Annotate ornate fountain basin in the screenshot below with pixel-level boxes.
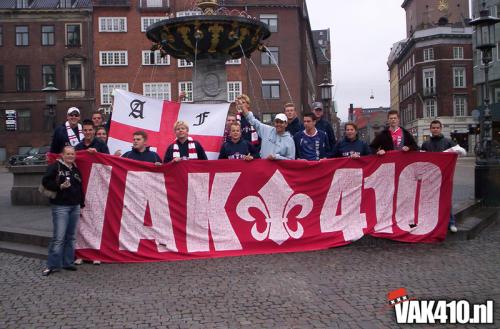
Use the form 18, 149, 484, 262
146, 15, 271, 62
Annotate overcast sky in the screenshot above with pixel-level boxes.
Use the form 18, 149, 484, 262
307, 0, 407, 121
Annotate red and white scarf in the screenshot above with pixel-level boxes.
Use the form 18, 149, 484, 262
236, 113, 259, 145
173, 137, 198, 160
65, 121, 83, 147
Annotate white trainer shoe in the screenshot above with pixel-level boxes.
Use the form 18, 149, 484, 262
74, 258, 83, 265
449, 225, 458, 233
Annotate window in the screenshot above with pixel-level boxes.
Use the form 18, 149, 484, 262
16, 66, 30, 91
453, 47, 464, 59
262, 80, 280, 99
16, 109, 31, 132
66, 24, 80, 47
225, 59, 241, 65
141, 17, 166, 32
261, 46, 279, 65
423, 48, 434, 61
68, 64, 82, 90
16, 0, 29, 8
227, 81, 242, 102
0, 26, 3, 46
41, 25, 55, 46
99, 17, 127, 32
495, 88, 500, 103
453, 67, 466, 88
178, 59, 193, 67
99, 51, 128, 66
143, 82, 171, 100
146, 0, 162, 7
16, 26, 29, 46
178, 81, 193, 102
424, 99, 437, 118
42, 65, 56, 87
453, 96, 467, 117
0, 65, 3, 92
423, 69, 435, 95
497, 42, 500, 61
59, 0, 74, 8
100, 83, 128, 104
262, 113, 275, 124
176, 10, 201, 17
142, 50, 170, 65
260, 14, 278, 32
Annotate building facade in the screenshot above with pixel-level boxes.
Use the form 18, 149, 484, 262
388, 0, 476, 152
471, 0, 500, 155
0, 0, 94, 160
352, 107, 391, 144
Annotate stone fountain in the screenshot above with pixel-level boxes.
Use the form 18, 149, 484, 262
146, 0, 271, 103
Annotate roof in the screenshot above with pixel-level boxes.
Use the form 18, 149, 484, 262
0, 0, 91, 9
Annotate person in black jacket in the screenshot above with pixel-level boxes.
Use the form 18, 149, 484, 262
41, 146, 84, 276
75, 119, 109, 154
369, 110, 418, 155
331, 122, 371, 158
164, 121, 208, 162
312, 101, 336, 148
49, 107, 84, 154
421, 120, 461, 233
284, 103, 304, 137
218, 122, 259, 160
122, 131, 162, 164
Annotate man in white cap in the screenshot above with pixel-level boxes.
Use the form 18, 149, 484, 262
49, 107, 84, 154
312, 101, 336, 148
240, 106, 295, 160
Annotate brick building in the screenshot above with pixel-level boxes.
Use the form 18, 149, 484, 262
388, 0, 476, 152
0, 0, 94, 160
94, 0, 331, 123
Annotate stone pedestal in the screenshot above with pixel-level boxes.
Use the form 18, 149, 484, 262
9, 165, 49, 205
193, 56, 227, 103
475, 163, 500, 207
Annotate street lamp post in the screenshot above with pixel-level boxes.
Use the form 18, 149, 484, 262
42, 81, 59, 129
469, 2, 500, 206
318, 77, 333, 122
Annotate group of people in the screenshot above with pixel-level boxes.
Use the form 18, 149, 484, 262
40, 94, 463, 276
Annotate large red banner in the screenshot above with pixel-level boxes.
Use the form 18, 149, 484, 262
74, 151, 457, 263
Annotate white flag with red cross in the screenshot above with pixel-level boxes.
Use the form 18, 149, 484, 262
108, 89, 229, 160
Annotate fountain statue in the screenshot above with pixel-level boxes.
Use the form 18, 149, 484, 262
146, 0, 271, 103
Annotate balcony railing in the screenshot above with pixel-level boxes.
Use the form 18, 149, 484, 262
93, 0, 131, 7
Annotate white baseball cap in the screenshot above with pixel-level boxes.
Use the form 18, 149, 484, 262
67, 107, 80, 115
274, 113, 288, 122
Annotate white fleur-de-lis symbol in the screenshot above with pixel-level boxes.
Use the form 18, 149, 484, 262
236, 170, 313, 245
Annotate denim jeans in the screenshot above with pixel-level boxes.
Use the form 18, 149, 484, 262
47, 205, 80, 269
449, 213, 456, 227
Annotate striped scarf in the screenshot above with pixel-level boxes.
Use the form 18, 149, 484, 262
236, 113, 259, 145
173, 137, 198, 159
65, 121, 83, 147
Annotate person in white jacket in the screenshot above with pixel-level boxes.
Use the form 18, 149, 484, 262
239, 102, 295, 160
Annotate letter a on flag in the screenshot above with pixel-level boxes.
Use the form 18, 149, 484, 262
108, 89, 230, 159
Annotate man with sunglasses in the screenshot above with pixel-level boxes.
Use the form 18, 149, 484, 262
50, 107, 84, 154
312, 102, 336, 148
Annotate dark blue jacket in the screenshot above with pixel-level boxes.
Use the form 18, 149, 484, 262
218, 139, 259, 159
50, 124, 82, 154
163, 140, 207, 162
293, 129, 331, 160
331, 137, 371, 158
286, 117, 304, 137
75, 138, 110, 154
421, 135, 456, 152
315, 118, 336, 148
122, 147, 162, 163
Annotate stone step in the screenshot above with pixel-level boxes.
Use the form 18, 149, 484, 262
0, 226, 51, 247
449, 207, 499, 241
0, 240, 47, 259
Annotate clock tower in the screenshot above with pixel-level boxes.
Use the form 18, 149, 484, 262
402, 0, 470, 37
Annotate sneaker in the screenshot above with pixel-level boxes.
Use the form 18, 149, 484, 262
42, 268, 53, 276
74, 258, 83, 265
93, 260, 101, 265
449, 225, 458, 233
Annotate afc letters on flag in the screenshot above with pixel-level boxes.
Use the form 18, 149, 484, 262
107, 89, 230, 159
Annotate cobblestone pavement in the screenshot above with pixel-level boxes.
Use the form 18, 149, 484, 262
1, 220, 498, 329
